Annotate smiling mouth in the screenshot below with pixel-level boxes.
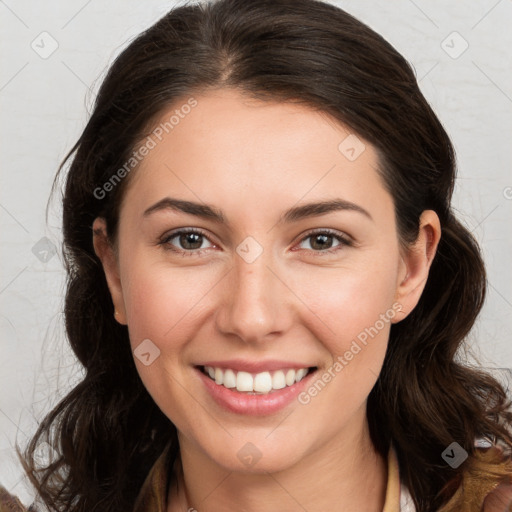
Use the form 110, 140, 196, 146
196, 365, 318, 395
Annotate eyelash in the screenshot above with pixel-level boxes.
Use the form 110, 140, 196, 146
158, 228, 354, 257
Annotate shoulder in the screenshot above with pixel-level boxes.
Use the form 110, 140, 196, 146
468, 445, 512, 512
482, 481, 512, 511
0, 485, 38, 512
0, 485, 30, 512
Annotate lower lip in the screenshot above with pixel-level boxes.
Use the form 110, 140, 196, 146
195, 367, 317, 416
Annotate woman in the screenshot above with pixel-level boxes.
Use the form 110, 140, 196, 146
3, 0, 512, 510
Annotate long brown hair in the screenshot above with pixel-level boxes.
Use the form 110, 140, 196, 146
20, 0, 512, 510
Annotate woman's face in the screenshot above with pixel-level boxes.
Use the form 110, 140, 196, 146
95, 88, 438, 473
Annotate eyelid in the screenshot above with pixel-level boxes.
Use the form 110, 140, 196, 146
291, 228, 354, 255
298, 227, 354, 244
159, 227, 217, 255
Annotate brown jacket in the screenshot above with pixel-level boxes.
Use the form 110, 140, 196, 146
2, 444, 512, 511
0, 443, 408, 512
0, 486, 37, 512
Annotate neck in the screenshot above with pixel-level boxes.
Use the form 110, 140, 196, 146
168, 415, 387, 512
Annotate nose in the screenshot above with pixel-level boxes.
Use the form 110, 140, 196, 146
215, 249, 294, 345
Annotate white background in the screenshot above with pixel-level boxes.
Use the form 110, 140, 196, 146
1, 0, 511, 506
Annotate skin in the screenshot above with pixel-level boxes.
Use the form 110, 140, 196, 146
93, 88, 441, 511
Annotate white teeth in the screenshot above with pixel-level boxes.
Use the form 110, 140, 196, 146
254, 372, 272, 393
272, 370, 286, 390
223, 369, 236, 388
202, 365, 313, 394
295, 368, 307, 382
285, 369, 296, 386
236, 371, 254, 392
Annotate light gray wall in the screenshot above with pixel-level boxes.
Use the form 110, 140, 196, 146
1, 0, 511, 505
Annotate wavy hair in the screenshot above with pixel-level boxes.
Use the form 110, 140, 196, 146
20, 0, 512, 510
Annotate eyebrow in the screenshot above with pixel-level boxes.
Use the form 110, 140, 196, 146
143, 197, 372, 223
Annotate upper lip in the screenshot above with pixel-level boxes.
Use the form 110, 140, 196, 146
195, 359, 317, 373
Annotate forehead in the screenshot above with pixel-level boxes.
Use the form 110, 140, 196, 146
121, 88, 391, 222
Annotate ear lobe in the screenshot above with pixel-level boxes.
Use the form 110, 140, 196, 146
392, 210, 441, 323
92, 217, 127, 325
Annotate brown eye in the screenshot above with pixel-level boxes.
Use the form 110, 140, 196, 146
160, 229, 214, 254
309, 233, 335, 250
178, 232, 204, 250
297, 229, 353, 254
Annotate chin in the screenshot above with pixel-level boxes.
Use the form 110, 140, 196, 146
200, 437, 306, 474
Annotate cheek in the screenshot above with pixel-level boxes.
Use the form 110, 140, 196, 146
118, 257, 220, 427
120, 256, 218, 352
286, 269, 398, 445
295, 259, 399, 346
289, 257, 400, 403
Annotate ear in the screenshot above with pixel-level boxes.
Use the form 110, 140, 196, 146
391, 210, 441, 323
92, 217, 127, 325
